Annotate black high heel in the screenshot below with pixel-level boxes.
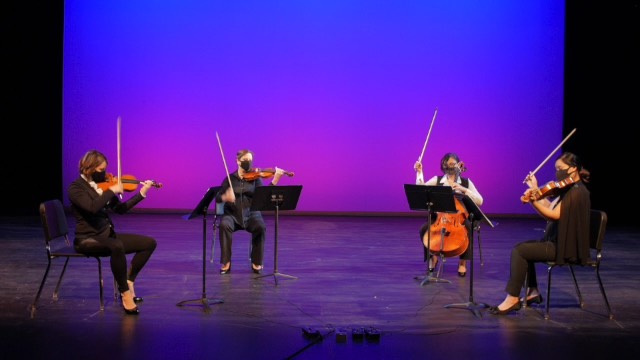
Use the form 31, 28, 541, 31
488, 301, 522, 315
133, 296, 144, 303
525, 294, 543, 306
220, 263, 231, 275
458, 261, 467, 277
251, 264, 262, 274
123, 305, 140, 315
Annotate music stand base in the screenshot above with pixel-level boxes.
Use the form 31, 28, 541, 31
255, 271, 297, 285
176, 297, 224, 313
419, 275, 451, 286
444, 301, 489, 318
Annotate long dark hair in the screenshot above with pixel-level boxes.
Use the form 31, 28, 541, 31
559, 152, 590, 183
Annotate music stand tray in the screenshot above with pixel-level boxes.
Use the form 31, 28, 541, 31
444, 194, 495, 318
250, 185, 302, 285
404, 184, 457, 285
177, 186, 224, 312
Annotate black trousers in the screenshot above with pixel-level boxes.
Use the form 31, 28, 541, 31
219, 212, 266, 266
75, 233, 157, 293
504, 240, 556, 296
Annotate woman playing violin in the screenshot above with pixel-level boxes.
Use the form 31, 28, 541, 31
489, 152, 591, 315
68, 150, 158, 315
216, 149, 288, 275
414, 152, 484, 277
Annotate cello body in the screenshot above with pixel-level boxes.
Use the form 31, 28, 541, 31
423, 196, 469, 258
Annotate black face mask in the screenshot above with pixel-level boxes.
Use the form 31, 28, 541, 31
91, 170, 106, 183
444, 167, 458, 175
240, 160, 252, 172
555, 169, 569, 181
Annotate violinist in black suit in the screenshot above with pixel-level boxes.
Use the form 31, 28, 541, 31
68, 150, 158, 315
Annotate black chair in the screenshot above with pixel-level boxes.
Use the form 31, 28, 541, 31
544, 209, 613, 320
30, 199, 115, 318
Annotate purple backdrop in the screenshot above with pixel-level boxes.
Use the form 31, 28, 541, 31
63, 1, 564, 215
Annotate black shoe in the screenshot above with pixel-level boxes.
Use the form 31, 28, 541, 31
428, 268, 434, 273
458, 263, 467, 277
220, 264, 231, 275
525, 294, 543, 306
488, 301, 522, 315
252, 264, 263, 274
133, 297, 144, 303
123, 305, 139, 315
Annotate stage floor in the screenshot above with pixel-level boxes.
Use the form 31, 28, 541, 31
1, 213, 638, 359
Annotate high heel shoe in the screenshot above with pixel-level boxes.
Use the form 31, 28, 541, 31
220, 263, 231, 275
524, 294, 543, 306
121, 294, 139, 315
428, 257, 438, 273
123, 305, 140, 315
488, 301, 522, 315
457, 261, 467, 277
127, 281, 143, 303
251, 264, 263, 274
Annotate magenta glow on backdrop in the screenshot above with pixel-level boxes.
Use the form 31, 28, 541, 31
63, 1, 564, 215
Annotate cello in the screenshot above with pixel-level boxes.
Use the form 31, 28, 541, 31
423, 162, 470, 258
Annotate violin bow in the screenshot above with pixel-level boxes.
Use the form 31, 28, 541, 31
215, 131, 234, 193
418, 107, 438, 164
116, 116, 123, 199
523, 128, 577, 183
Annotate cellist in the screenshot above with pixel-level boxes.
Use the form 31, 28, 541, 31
414, 152, 484, 277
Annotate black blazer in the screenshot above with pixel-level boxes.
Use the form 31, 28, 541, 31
68, 176, 144, 240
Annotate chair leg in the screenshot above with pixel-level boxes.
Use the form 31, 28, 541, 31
53, 257, 71, 301
30, 258, 53, 318
595, 264, 614, 319
545, 265, 553, 320
569, 265, 584, 308
113, 279, 120, 301
97, 258, 105, 311
210, 223, 217, 263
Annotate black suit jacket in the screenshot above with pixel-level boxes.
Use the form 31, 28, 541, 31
68, 176, 144, 240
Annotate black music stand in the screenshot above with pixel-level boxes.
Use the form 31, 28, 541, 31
177, 186, 224, 312
404, 184, 457, 286
251, 185, 303, 285
444, 195, 494, 318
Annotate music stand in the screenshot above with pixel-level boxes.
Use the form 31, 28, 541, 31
444, 195, 494, 318
177, 186, 224, 312
404, 184, 457, 286
251, 185, 303, 285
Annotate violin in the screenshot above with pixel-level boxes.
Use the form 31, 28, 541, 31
241, 167, 295, 181
521, 173, 579, 203
425, 195, 469, 258
97, 173, 163, 192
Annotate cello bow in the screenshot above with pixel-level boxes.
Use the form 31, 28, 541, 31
417, 107, 438, 164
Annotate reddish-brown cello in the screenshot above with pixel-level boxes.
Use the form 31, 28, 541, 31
423, 161, 470, 258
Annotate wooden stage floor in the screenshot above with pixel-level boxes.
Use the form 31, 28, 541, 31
1, 212, 638, 359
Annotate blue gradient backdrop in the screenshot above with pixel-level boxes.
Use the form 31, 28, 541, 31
62, 1, 565, 215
